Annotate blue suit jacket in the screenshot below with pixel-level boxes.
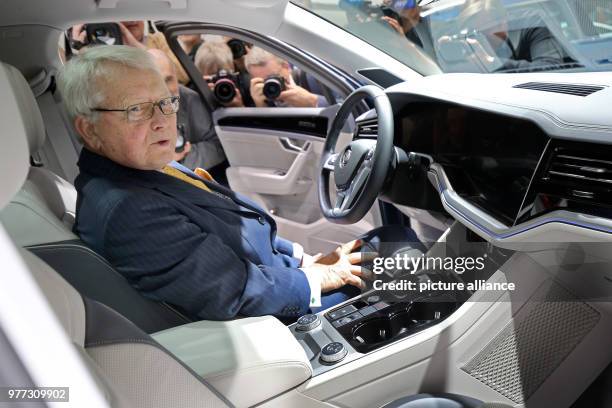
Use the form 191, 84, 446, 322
74, 148, 311, 320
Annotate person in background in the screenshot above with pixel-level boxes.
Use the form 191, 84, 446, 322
245, 47, 329, 108
70, 21, 190, 84
381, 0, 427, 49
148, 48, 227, 182
178, 34, 203, 60
194, 41, 246, 108
449, 0, 570, 72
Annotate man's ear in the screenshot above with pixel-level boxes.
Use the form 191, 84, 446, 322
74, 116, 101, 150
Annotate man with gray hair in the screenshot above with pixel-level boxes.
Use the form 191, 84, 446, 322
245, 47, 329, 108
58, 45, 409, 321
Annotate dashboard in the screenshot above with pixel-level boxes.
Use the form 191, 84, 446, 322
364, 72, 612, 243
394, 102, 549, 225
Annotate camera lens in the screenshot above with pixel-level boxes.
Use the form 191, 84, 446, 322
263, 77, 283, 100
94, 28, 108, 37
214, 79, 236, 103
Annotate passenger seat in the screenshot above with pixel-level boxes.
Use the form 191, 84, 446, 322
21, 246, 232, 408
0, 61, 191, 333
0, 60, 231, 408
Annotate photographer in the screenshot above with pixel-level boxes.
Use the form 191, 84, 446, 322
69, 21, 190, 84
195, 41, 246, 108
245, 47, 329, 108
381, 0, 427, 49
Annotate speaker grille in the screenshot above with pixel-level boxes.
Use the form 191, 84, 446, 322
462, 282, 600, 404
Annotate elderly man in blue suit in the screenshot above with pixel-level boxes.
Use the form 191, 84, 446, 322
59, 45, 421, 321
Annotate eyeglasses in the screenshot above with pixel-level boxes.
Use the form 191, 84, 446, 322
92, 95, 180, 122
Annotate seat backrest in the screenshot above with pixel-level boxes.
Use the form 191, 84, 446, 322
0, 60, 191, 333
21, 249, 232, 408
0, 60, 76, 246
0, 60, 231, 408
1, 168, 77, 246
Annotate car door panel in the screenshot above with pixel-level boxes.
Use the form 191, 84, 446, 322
214, 107, 381, 254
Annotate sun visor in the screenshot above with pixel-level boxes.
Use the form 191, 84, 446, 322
93, 0, 289, 35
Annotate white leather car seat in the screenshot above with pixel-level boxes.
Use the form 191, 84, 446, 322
0, 61, 77, 247
0, 61, 192, 333
0, 59, 232, 408
23, 250, 232, 408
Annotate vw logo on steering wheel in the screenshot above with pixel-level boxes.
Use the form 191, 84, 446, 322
339, 148, 352, 168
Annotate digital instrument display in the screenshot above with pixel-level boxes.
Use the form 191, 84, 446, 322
396, 102, 549, 224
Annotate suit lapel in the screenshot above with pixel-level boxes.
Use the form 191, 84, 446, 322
78, 148, 241, 212
77, 148, 281, 252
152, 177, 242, 213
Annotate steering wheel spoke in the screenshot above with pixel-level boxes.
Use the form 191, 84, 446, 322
323, 153, 339, 171
333, 160, 372, 214
318, 85, 394, 224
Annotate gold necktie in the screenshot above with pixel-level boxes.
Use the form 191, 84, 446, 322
162, 165, 212, 192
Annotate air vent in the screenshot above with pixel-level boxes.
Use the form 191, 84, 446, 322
546, 153, 612, 187
541, 147, 612, 205
516, 141, 612, 224
355, 118, 378, 138
513, 82, 605, 97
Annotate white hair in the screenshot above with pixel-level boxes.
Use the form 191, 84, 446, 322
194, 41, 234, 75
244, 46, 286, 69
58, 45, 159, 121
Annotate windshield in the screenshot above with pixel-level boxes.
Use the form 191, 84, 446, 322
293, 0, 612, 75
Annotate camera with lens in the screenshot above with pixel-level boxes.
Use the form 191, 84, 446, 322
207, 70, 240, 104
85, 23, 123, 46
263, 75, 286, 100
68, 23, 123, 50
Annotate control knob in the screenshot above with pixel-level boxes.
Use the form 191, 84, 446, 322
320, 342, 348, 364
296, 314, 321, 332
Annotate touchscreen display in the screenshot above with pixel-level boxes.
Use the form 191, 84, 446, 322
396, 102, 549, 224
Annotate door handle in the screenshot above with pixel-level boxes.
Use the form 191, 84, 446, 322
279, 137, 311, 153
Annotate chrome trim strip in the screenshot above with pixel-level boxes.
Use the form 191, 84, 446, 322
428, 163, 612, 239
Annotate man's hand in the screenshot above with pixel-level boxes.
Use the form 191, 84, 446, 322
249, 77, 267, 107
71, 24, 87, 42
302, 239, 375, 293
69, 24, 88, 50
118, 22, 147, 49
278, 83, 318, 108
173, 141, 191, 162
381, 16, 405, 35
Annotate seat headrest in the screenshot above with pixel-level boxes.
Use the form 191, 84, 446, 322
0, 62, 34, 210
0, 63, 46, 154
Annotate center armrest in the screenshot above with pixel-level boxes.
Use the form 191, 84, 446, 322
152, 316, 312, 407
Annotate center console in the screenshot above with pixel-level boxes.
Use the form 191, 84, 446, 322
289, 286, 464, 375
290, 226, 508, 376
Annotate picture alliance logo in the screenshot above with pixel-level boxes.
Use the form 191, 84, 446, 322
372, 253, 487, 275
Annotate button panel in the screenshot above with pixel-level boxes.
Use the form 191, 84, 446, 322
327, 304, 357, 320
332, 311, 363, 328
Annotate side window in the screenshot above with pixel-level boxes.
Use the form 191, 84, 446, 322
175, 33, 341, 109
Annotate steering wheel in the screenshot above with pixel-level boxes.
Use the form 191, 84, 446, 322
319, 85, 394, 224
